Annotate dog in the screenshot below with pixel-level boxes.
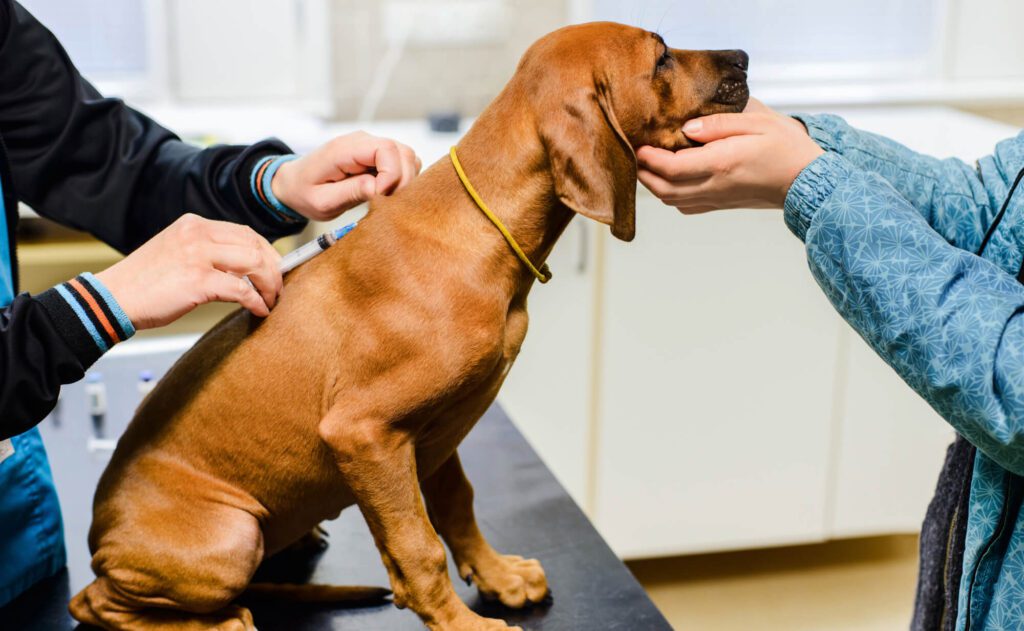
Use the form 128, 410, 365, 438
69, 22, 748, 631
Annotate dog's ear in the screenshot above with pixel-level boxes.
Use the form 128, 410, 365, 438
540, 83, 637, 241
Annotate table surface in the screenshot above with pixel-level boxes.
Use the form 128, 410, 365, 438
4, 403, 670, 630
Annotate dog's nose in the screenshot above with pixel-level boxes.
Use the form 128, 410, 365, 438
723, 49, 749, 72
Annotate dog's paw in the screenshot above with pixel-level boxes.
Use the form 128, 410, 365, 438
429, 610, 521, 631
285, 525, 330, 553
459, 554, 548, 609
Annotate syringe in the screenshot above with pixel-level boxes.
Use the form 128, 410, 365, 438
279, 221, 358, 274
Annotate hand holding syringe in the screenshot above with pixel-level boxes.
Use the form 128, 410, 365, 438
244, 221, 358, 291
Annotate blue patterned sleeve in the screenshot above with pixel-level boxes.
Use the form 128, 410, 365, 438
794, 114, 997, 253
786, 152, 1024, 475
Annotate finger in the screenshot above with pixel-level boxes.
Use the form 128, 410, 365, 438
245, 244, 282, 311
198, 220, 281, 300
392, 147, 413, 192
677, 204, 722, 215
319, 174, 377, 213
206, 244, 281, 310
366, 140, 403, 195
258, 239, 284, 302
682, 112, 773, 143
636, 145, 716, 180
205, 243, 263, 275
328, 133, 400, 183
203, 219, 266, 249
743, 96, 770, 114
396, 144, 418, 189
203, 271, 270, 318
637, 167, 707, 203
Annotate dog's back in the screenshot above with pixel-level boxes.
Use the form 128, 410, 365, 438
90, 255, 355, 558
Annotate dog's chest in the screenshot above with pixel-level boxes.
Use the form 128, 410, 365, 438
413, 307, 528, 475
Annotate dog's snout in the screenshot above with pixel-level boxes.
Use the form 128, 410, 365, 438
721, 49, 749, 73
708, 49, 750, 109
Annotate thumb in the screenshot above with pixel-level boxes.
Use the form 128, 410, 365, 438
683, 112, 770, 143
320, 174, 378, 214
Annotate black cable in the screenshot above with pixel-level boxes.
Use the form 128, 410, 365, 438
977, 166, 1024, 259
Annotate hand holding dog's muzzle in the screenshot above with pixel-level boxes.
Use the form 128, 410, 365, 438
637, 97, 824, 214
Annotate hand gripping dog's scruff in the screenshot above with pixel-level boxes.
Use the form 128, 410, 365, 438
70, 22, 748, 631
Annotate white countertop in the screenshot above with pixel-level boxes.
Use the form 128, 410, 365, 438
142, 105, 461, 165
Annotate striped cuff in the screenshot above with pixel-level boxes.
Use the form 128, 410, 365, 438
250, 155, 303, 223
35, 273, 135, 364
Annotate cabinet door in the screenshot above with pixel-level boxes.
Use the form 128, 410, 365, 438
828, 332, 955, 537
593, 201, 842, 558
498, 221, 597, 506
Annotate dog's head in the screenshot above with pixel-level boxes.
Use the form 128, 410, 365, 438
519, 22, 749, 241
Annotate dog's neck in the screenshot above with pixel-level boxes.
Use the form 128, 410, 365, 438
373, 93, 574, 299
451, 99, 577, 294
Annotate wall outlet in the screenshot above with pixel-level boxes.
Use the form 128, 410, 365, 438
383, 0, 508, 47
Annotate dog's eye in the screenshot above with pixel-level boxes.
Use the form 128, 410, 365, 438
655, 49, 672, 70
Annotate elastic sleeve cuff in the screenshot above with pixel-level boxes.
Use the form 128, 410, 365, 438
33, 273, 135, 366
784, 152, 856, 241
792, 113, 847, 153
250, 155, 303, 223
233, 139, 307, 239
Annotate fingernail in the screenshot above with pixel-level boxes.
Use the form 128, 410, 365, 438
683, 119, 702, 135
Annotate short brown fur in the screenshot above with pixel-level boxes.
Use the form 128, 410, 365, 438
69, 22, 747, 630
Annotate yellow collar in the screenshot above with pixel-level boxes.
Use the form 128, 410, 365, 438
449, 146, 551, 284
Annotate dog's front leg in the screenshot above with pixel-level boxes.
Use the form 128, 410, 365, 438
423, 452, 549, 608
320, 412, 519, 631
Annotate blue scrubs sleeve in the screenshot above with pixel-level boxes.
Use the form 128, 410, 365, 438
0, 177, 13, 304
0, 181, 67, 607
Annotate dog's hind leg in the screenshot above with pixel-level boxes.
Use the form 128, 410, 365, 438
70, 484, 264, 631
69, 582, 255, 631
319, 409, 520, 631
422, 452, 549, 608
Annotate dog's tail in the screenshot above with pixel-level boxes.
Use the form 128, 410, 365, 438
243, 582, 391, 604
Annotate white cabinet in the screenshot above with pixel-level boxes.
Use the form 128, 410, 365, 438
827, 334, 955, 538
593, 206, 842, 557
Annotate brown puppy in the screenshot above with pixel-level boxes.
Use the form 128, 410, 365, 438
69, 22, 748, 631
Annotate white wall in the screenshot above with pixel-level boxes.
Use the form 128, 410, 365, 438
948, 0, 1024, 81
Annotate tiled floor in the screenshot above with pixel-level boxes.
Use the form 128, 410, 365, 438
628, 535, 919, 630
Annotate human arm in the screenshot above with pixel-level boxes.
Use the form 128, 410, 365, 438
0, 274, 129, 439
639, 98, 1024, 475
0, 0, 302, 250
637, 98, 1002, 253
785, 152, 1024, 475
0, 213, 291, 439
0, 1, 422, 249
792, 112, 998, 252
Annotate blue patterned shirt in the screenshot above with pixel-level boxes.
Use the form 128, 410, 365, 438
787, 114, 1024, 630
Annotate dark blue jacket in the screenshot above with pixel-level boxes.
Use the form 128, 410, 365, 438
0, 0, 304, 606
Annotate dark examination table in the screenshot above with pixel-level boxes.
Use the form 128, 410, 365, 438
3, 386, 671, 631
